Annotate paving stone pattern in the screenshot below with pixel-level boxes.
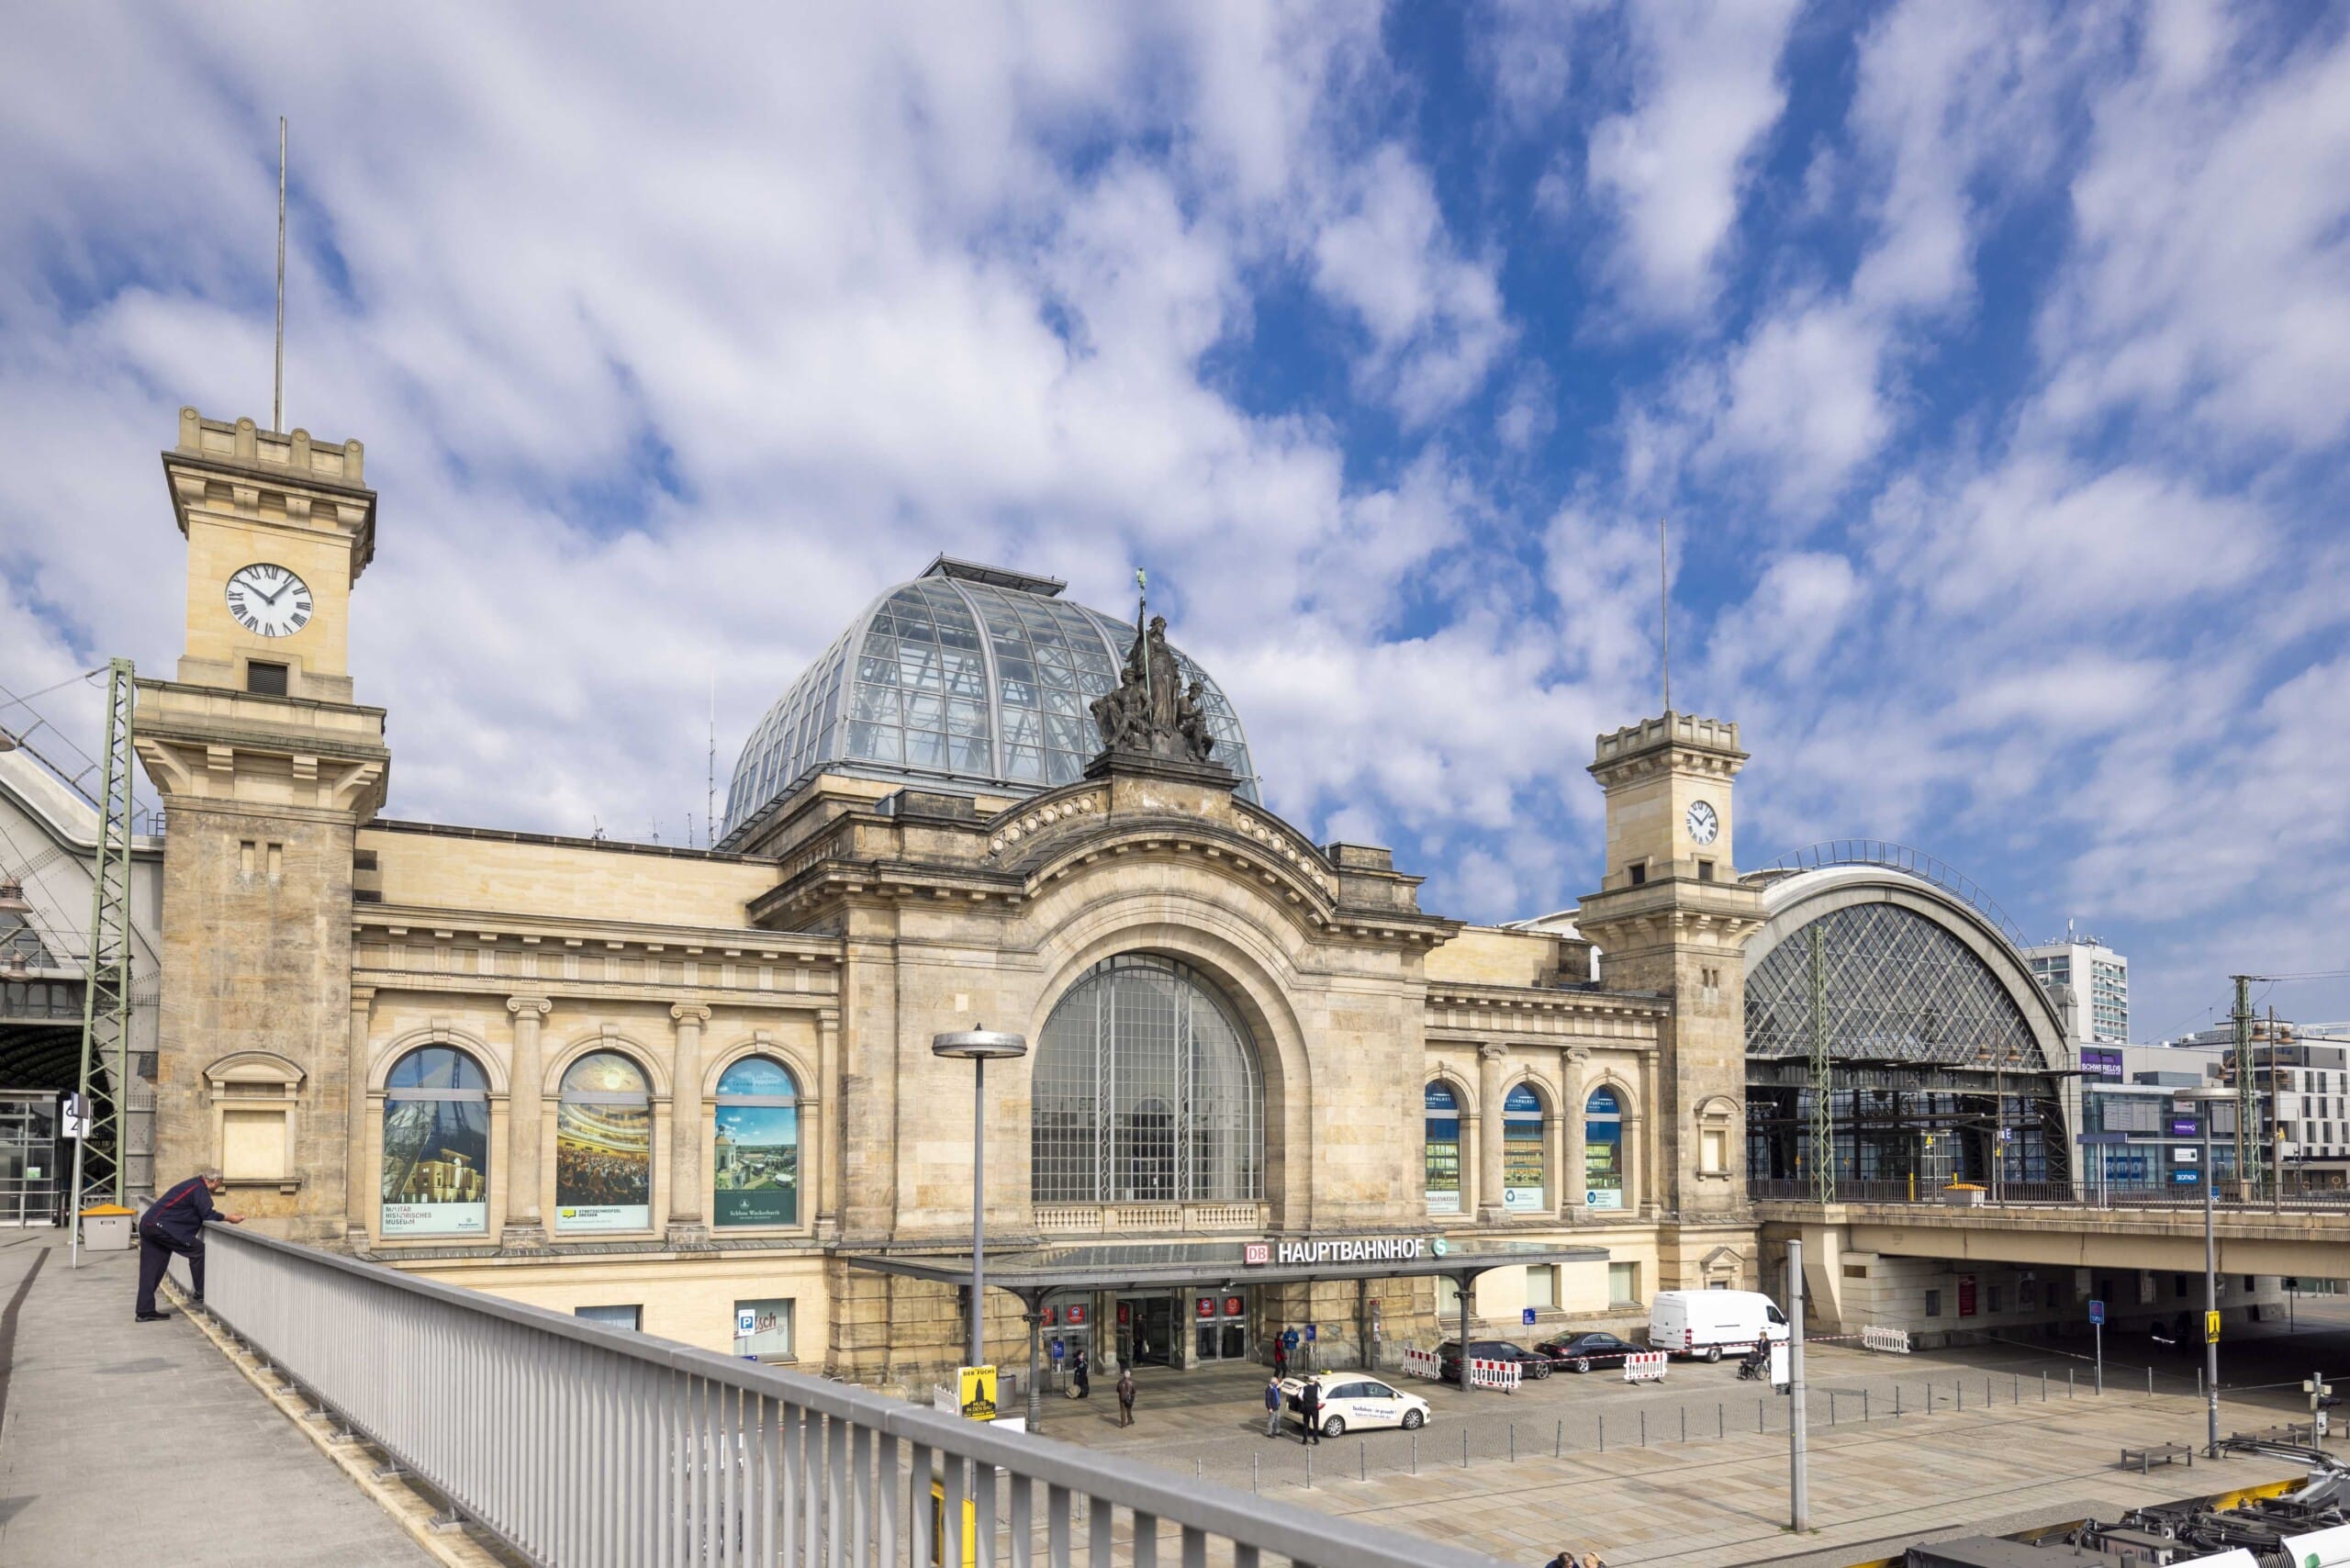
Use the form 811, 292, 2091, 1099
0, 1230, 427, 1567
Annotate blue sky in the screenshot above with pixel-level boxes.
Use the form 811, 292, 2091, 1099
3, 2, 2346, 1037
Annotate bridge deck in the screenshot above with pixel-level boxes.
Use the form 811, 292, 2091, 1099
0, 1228, 426, 1567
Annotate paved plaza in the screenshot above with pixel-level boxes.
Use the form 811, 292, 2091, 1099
1034, 1327, 2343, 1568
0, 1229, 431, 1567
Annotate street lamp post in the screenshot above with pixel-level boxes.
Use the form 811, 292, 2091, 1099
2184, 1086, 2231, 1457
933, 1029, 1029, 1417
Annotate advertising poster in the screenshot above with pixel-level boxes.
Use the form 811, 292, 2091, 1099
714, 1100, 799, 1226
380, 1095, 489, 1237
1504, 1138, 1546, 1210
556, 1058, 651, 1232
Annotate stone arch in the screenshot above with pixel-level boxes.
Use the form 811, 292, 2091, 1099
700, 1033, 818, 1103
369, 1024, 508, 1095
543, 1025, 671, 1100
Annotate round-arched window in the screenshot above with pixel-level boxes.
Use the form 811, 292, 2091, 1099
714, 1056, 800, 1228
1030, 955, 1261, 1204
1425, 1081, 1463, 1214
1504, 1083, 1547, 1212
556, 1051, 652, 1232
381, 1047, 489, 1238
1584, 1086, 1624, 1210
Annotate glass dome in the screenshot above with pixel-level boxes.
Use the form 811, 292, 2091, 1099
721, 559, 1257, 841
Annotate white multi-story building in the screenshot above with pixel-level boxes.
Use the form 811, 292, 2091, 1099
2166, 1019, 2350, 1183
2024, 924, 2130, 1044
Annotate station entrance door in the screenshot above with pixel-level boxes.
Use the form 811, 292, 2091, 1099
0, 1093, 60, 1226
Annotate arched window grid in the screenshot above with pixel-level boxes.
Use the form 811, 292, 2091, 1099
1031, 954, 1263, 1205
380, 1046, 490, 1238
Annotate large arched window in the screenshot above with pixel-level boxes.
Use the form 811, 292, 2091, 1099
1425, 1081, 1462, 1214
381, 1047, 489, 1238
1031, 955, 1261, 1204
556, 1051, 652, 1232
1504, 1083, 1547, 1212
713, 1056, 800, 1228
1583, 1086, 1624, 1210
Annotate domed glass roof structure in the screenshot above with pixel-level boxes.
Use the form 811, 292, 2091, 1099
721, 558, 1257, 843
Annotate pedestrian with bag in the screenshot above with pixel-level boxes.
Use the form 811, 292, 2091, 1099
1263, 1372, 1284, 1437
1116, 1366, 1136, 1428
1272, 1335, 1288, 1381
1071, 1348, 1091, 1400
1298, 1377, 1322, 1444
134, 1169, 243, 1322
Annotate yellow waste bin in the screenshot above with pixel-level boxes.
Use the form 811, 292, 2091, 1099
79, 1204, 136, 1250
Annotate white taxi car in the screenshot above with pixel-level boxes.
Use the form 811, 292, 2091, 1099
1278, 1375, 1430, 1437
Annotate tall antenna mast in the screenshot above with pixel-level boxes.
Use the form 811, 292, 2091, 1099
1659, 516, 1672, 713
1135, 567, 1150, 711
706, 679, 716, 849
274, 117, 287, 433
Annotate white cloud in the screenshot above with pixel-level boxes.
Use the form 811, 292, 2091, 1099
1584, 0, 1803, 321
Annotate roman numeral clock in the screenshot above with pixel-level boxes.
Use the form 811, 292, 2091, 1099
225, 562, 313, 637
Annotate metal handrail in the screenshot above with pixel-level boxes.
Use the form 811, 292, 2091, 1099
1750, 1176, 2350, 1211
185, 1223, 1500, 1567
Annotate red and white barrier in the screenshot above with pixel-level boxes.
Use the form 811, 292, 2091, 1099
1862, 1326, 1911, 1354
1622, 1350, 1668, 1384
1467, 1358, 1522, 1393
1399, 1347, 1441, 1381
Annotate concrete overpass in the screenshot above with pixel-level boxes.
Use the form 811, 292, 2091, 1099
1754, 1193, 2350, 1339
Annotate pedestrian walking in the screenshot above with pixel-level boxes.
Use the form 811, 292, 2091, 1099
1272, 1336, 1288, 1380
1116, 1367, 1136, 1428
135, 1169, 242, 1321
1264, 1372, 1285, 1437
1072, 1349, 1091, 1400
1299, 1378, 1322, 1444
1541, 1551, 1580, 1568
1582, 1552, 1609, 1568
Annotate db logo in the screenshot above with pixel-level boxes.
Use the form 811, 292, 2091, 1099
1243, 1242, 1270, 1266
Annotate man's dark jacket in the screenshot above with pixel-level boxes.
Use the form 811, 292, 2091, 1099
142, 1177, 225, 1247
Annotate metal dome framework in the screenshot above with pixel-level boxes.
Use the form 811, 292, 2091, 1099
1741, 855, 2073, 1189
721, 559, 1257, 845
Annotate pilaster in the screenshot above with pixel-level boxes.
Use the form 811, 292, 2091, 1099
502, 996, 552, 1251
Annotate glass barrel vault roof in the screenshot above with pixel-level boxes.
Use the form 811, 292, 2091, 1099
722, 562, 1257, 840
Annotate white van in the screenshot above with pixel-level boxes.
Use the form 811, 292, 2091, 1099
1648, 1290, 1790, 1361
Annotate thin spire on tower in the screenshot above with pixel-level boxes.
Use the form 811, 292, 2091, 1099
273, 117, 287, 434
1659, 516, 1672, 713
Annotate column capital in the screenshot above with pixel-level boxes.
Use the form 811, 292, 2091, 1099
1478, 1041, 1510, 1065
349, 984, 377, 1013
670, 1002, 713, 1025
506, 995, 553, 1018
1564, 1045, 1591, 1066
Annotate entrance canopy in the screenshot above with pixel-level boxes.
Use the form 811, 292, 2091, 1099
846, 1236, 1606, 1300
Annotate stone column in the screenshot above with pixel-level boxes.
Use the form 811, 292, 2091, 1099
1562, 1047, 1588, 1217
816, 1010, 840, 1240
667, 1003, 712, 1249
1477, 1043, 1508, 1224
503, 997, 551, 1249
343, 986, 376, 1248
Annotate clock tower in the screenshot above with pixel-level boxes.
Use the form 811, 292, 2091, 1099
1573, 711, 1764, 1277
136, 408, 390, 1244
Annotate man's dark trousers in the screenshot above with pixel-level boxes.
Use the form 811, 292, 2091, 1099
134, 1230, 202, 1316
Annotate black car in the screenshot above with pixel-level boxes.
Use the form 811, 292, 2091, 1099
1434, 1338, 1550, 1383
1530, 1331, 1642, 1373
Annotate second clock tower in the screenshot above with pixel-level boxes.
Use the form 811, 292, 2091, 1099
137, 408, 389, 1243
1573, 711, 1763, 1278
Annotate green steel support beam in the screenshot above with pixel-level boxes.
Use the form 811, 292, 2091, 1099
71, 658, 134, 1207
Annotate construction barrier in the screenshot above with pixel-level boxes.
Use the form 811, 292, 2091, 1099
1862, 1326, 1912, 1354
1468, 1358, 1522, 1393
1399, 1347, 1441, 1381
1622, 1350, 1669, 1384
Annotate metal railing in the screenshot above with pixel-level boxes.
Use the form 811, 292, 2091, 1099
1751, 1176, 2350, 1211
181, 1224, 1501, 1568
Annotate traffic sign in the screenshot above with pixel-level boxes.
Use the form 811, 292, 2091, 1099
2205, 1310, 2221, 1345
1304, 1325, 1316, 1343
2088, 1300, 2104, 1326
1522, 1307, 1537, 1327
737, 1307, 758, 1338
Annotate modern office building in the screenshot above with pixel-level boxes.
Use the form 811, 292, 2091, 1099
2023, 925, 2130, 1046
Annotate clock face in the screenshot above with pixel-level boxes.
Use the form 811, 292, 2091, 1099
225, 564, 312, 637
1685, 800, 1719, 846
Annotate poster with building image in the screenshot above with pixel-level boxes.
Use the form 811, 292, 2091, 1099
713, 1099, 798, 1226
379, 1070, 489, 1237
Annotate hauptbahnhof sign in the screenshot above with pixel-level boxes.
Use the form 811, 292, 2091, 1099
1259, 1237, 1447, 1266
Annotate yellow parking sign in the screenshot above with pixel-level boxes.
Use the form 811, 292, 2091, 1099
2205, 1311, 2221, 1345
958, 1364, 998, 1422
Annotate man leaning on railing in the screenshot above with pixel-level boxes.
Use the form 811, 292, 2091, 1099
135, 1169, 243, 1322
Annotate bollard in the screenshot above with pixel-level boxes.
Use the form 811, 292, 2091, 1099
1463, 1429, 1470, 1469
1957, 1381, 1964, 1412
2042, 1371, 2047, 1402
1759, 1398, 1766, 1433
2068, 1367, 2075, 1397
1600, 1413, 1606, 1452
1896, 1384, 1902, 1418
2147, 1366, 2153, 1395
1926, 1383, 1932, 1414
1681, 1406, 1687, 1443
1830, 1390, 1837, 1426
1197, 1458, 1203, 1483
2197, 1368, 2204, 1398
1641, 1410, 1648, 1447
1556, 1420, 1563, 1458
1253, 1453, 1259, 1495
1987, 1377, 1994, 1406
1412, 1434, 1418, 1475
1864, 1388, 1871, 1423
1718, 1402, 1725, 1439
1510, 1426, 1516, 1463
1307, 1443, 1314, 1490
2014, 1373, 2020, 1404
1361, 1441, 1368, 1483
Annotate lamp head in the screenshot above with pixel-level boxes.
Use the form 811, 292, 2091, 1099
932, 1028, 1027, 1062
